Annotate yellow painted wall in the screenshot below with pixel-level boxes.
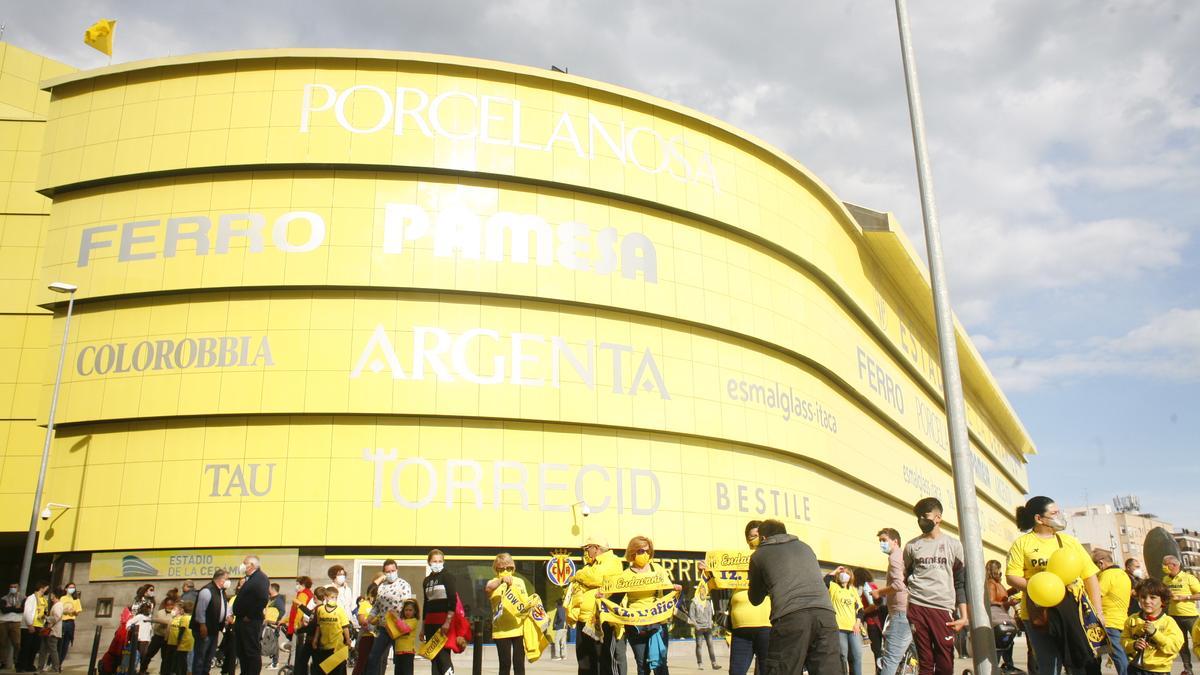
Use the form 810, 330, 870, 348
1, 49, 1036, 557
0, 43, 73, 532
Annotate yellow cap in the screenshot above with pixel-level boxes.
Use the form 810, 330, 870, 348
584, 535, 609, 550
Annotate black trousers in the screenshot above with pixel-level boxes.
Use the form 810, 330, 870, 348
576, 623, 601, 675
1174, 615, 1196, 671
314, 648, 347, 675
141, 635, 168, 674
17, 629, 42, 671
495, 636, 525, 675
763, 609, 841, 675
236, 618, 263, 675
421, 624, 453, 675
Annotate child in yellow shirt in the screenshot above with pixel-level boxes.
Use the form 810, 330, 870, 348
169, 603, 194, 675
391, 600, 420, 675
1122, 579, 1184, 675
310, 587, 351, 675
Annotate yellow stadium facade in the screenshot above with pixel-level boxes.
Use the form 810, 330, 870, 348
0, 45, 1034, 611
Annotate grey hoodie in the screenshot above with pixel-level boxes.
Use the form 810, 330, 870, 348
748, 533, 835, 622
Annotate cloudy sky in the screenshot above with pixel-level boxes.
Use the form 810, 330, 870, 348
5, 1, 1198, 526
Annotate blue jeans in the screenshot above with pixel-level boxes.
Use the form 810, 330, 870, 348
729, 627, 769, 675
364, 629, 396, 675
878, 611, 913, 675
838, 630, 863, 675
1106, 627, 1127, 675
1027, 626, 1086, 675
627, 625, 669, 675
192, 629, 218, 675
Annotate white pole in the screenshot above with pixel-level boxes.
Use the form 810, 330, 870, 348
892, 2, 996, 674
19, 288, 76, 593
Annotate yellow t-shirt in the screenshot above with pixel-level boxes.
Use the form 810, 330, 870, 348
264, 606, 281, 623
314, 604, 350, 650
1121, 613, 1183, 673
393, 618, 419, 653
1164, 571, 1200, 617
829, 583, 862, 632
1005, 531, 1099, 619
488, 576, 528, 639
730, 590, 771, 629
61, 597, 82, 620
619, 566, 668, 613
170, 615, 194, 652
1099, 567, 1133, 631
33, 594, 47, 628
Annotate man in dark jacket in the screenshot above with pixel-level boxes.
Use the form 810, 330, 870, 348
233, 556, 269, 675
192, 570, 230, 675
748, 519, 841, 675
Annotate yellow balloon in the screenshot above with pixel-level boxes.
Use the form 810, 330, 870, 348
1046, 548, 1085, 584
1027, 571, 1066, 607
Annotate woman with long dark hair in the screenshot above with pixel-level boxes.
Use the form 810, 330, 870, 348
1005, 495, 1104, 675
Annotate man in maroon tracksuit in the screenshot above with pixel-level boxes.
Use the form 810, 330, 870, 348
903, 497, 968, 675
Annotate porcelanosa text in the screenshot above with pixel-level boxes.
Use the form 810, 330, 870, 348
299, 84, 721, 192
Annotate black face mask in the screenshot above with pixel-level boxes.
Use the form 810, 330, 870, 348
917, 517, 936, 534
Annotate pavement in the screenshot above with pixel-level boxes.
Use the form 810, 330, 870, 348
17, 633, 1192, 675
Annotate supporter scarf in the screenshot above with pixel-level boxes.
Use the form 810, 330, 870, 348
494, 584, 551, 661
704, 550, 752, 589
318, 646, 348, 674
1078, 592, 1111, 656
597, 591, 679, 626
417, 630, 448, 660
602, 570, 674, 594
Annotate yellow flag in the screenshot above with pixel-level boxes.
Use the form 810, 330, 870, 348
84, 19, 116, 57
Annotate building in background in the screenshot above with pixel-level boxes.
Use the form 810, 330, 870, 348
1066, 496, 1173, 564
1175, 529, 1200, 577
0, 43, 1036, 649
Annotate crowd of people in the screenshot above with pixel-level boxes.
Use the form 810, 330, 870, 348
4, 495, 1200, 675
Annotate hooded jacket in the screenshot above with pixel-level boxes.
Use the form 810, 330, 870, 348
567, 550, 623, 625
748, 533, 835, 622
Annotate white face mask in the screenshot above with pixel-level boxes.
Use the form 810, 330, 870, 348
237, 564, 248, 576
838, 573, 851, 584
295, 585, 303, 593
222, 580, 232, 590
336, 575, 346, 585
385, 571, 399, 583
429, 562, 444, 574
66, 588, 75, 595
1132, 568, 1146, 579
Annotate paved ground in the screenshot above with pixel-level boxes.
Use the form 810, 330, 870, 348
25, 633, 1189, 675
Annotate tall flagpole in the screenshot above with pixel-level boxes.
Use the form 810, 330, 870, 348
892, 2, 996, 674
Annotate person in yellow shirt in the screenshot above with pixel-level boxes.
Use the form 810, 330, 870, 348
58, 583, 82, 666
486, 553, 530, 675
390, 600, 419, 675
1005, 496, 1103, 675
826, 566, 864, 675
606, 535, 682, 675
309, 587, 351, 675
696, 520, 770, 675
1122, 579, 1183, 675
1092, 549, 1134, 675
1163, 555, 1200, 675
170, 602, 195, 675
351, 587, 374, 675
568, 534, 624, 675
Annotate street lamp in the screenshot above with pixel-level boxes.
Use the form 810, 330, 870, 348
18, 282, 78, 594
892, 3, 995, 674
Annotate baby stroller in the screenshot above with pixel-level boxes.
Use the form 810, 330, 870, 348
991, 603, 1024, 674
262, 623, 283, 669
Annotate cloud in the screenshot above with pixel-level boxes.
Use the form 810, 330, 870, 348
988, 308, 1200, 391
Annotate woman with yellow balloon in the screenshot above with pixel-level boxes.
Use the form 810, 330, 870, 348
1005, 496, 1105, 675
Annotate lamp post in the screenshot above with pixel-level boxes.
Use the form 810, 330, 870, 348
892, 3, 996, 674
18, 282, 78, 594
